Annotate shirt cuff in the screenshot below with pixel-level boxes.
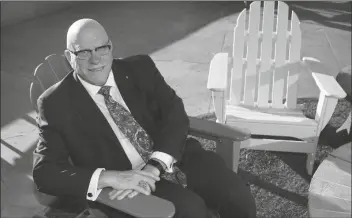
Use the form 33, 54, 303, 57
150, 152, 176, 173
86, 168, 105, 201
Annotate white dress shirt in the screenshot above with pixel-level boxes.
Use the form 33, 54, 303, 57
77, 71, 175, 201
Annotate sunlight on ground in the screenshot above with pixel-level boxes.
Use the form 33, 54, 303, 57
1, 145, 21, 166
1, 111, 37, 165
151, 16, 234, 62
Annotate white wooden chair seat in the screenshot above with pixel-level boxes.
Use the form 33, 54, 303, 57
226, 105, 318, 143
226, 105, 317, 126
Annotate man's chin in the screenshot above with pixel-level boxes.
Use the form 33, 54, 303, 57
79, 71, 110, 86
93, 78, 109, 86
80, 75, 109, 86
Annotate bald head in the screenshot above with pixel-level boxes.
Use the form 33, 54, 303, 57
66, 18, 109, 51
64, 18, 113, 86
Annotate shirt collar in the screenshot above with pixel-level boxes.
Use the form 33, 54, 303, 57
77, 70, 117, 97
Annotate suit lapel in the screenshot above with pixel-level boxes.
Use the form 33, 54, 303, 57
112, 59, 149, 131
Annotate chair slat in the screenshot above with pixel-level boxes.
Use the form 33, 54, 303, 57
286, 11, 301, 109
231, 10, 247, 105
257, 1, 275, 108
272, 1, 289, 108
46, 54, 72, 80
33, 62, 59, 91
243, 2, 261, 106
29, 81, 43, 112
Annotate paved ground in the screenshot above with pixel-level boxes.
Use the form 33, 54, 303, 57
1, 1, 351, 217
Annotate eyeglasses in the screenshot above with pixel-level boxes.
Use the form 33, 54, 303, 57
68, 40, 112, 60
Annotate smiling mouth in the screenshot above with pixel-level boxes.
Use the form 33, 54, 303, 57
89, 66, 104, 72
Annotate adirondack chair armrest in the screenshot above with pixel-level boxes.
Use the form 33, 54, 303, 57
302, 57, 346, 98
188, 116, 251, 142
207, 53, 230, 92
97, 187, 175, 218
312, 73, 346, 99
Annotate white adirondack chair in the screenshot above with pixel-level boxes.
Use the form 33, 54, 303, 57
207, 1, 347, 175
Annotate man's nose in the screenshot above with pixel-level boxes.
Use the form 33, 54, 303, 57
89, 50, 101, 64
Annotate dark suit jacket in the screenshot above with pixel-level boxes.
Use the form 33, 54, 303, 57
33, 55, 190, 199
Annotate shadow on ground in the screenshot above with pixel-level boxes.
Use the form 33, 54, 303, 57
288, 1, 351, 31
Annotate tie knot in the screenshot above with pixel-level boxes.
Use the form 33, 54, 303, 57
98, 86, 112, 97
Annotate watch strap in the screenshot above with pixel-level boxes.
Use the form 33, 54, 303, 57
146, 159, 165, 173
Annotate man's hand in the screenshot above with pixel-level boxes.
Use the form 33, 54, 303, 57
108, 165, 161, 200
99, 170, 160, 200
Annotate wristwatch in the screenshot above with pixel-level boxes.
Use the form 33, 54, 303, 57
146, 159, 166, 173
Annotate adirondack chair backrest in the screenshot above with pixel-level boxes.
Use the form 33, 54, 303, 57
30, 54, 72, 112
230, 1, 301, 109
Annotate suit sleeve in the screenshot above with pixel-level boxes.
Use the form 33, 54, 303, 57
140, 55, 189, 161
32, 95, 96, 198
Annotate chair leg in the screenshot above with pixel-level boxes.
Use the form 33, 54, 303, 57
306, 153, 316, 176
216, 139, 234, 171
232, 142, 241, 173
306, 138, 319, 176
216, 139, 241, 173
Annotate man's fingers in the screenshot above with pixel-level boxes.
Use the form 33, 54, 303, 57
109, 189, 118, 196
141, 180, 152, 193
128, 190, 139, 198
109, 189, 124, 200
139, 177, 156, 192
117, 189, 133, 200
148, 180, 156, 192
136, 170, 160, 181
133, 183, 151, 196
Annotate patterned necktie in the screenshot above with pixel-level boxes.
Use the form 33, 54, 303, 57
98, 86, 187, 187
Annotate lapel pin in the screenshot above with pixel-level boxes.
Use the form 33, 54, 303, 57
126, 76, 128, 79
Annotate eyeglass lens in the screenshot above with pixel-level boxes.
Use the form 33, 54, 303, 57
77, 44, 111, 59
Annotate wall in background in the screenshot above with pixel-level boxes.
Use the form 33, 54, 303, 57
1, 1, 76, 27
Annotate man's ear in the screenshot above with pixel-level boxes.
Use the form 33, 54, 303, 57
64, 50, 73, 68
108, 40, 114, 53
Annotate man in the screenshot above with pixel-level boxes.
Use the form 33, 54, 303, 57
33, 18, 256, 218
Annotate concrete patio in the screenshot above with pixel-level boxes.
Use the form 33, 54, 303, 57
1, 1, 351, 217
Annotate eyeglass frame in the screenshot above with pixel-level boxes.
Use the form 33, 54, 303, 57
67, 39, 112, 60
